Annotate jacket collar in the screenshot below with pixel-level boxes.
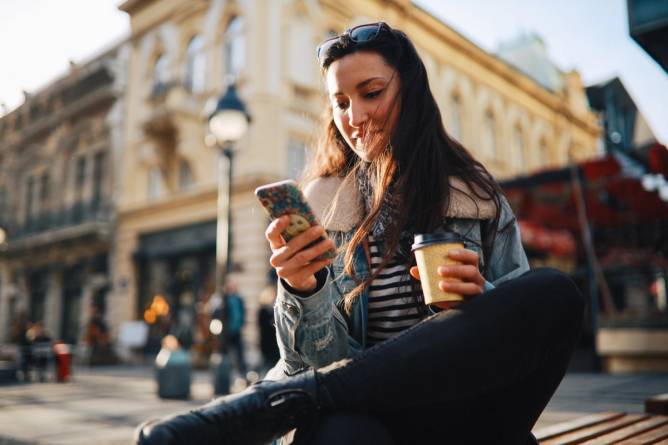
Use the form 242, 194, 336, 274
304, 175, 497, 232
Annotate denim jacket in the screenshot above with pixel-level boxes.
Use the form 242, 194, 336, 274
266, 175, 529, 380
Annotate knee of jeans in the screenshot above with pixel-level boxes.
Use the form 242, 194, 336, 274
533, 268, 585, 323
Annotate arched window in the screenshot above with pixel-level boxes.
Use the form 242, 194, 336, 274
185, 35, 206, 92
449, 94, 462, 141
286, 139, 307, 179
224, 16, 245, 78
513, 125, 526, 171
147, 166, 163, 201
153, 54, 169, 88
482, 111, 497, 160
538, 138, 548, 168
178, 159, 195, 191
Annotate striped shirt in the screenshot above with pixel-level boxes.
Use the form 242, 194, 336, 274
366, 236, 424, 346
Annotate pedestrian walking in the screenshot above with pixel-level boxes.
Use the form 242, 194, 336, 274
220, 279, 248, 378
136, 22, 584, 445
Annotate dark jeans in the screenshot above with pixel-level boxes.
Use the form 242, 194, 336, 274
223, 333, 248, 377
297, 268, 584, 444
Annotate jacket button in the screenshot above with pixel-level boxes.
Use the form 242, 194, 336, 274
286, 304, 299, 317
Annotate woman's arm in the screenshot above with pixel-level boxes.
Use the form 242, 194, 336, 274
265, 216, 362, 376
485, 196, 530, 285
273, 267, 362, 375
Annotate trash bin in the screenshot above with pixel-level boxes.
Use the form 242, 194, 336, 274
53, 342, 73, 383
155, 336, 191, 399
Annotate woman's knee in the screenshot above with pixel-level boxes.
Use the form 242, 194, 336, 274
527, 268, 585, 324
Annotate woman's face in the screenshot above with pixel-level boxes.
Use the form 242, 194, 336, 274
326, 51, 401, 162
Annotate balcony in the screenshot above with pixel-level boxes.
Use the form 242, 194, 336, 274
1, 201, 113, 255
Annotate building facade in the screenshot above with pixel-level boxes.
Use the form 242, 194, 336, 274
0, 44, 128, 353
112, 0, 601, 366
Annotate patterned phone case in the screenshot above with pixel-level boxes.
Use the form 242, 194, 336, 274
255, 179, 336, 260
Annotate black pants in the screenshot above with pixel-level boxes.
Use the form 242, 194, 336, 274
296, 268, 584, 444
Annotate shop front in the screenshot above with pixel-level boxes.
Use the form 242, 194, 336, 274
134, 221, 218, 365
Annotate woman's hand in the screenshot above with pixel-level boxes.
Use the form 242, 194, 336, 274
409, 248, 485, 310
265, 215, 335, 293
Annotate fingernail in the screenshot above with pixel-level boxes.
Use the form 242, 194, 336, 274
439, 266, 450, 274
448, 249, 461, 255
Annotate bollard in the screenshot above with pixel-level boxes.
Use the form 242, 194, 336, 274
53, 342, 73, 382
155, 336, 191, 399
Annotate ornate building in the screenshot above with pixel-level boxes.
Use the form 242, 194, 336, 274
0, 44, 128, 349
112, 0, 601, 365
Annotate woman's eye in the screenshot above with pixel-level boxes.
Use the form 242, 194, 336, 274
364, 90, 383, 99
334, 101, 349, 110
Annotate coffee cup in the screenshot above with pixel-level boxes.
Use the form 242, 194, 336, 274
412, 233, 465, 305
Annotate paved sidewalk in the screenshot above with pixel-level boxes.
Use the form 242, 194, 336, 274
0, 366, 667, 444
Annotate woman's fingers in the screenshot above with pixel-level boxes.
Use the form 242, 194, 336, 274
439, 280, 483, 296
270, 227, 334, 267
265, 216, 290, 250
283, 258, 333, 284
447, 248, 479, 267
437, 264, 484, 286
438, 250, 485, 297
275, 238, 335, 275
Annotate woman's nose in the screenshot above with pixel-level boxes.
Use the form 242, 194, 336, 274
348, 102, 368, 128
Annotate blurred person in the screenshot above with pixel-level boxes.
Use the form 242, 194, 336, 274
211, 278, 248, 378
136, 22, 583, 445
12, 311, 33, 382
257, 285, 280, 375
28, 322, 52, 382
84, 305, 114, 365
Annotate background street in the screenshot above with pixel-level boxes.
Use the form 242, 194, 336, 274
1, 366, 667, 444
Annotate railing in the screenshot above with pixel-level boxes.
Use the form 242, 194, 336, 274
4, 201, 112, 242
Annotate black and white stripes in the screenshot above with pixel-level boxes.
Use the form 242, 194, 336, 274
366, 236, 424, 346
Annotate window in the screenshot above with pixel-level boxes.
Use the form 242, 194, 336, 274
148, 166, 163, 201
538, 138, 548, 168
482, 111, 497, 160
153, 54, 169, 88
75, 156, 87, 201
25, 176, 35, 221
178, 159, 194, 191
513, 126, 526, 172
287, 139, 307, 179
450, 95, 462, 141
39, 172, 50, 212
224, 16, 245, 78
185, 35, 206, 93
0, 186, 7, 224
92, 152, 105, 208
287, 17, 314, 86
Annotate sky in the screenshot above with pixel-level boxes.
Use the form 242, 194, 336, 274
1, 0, 666, 143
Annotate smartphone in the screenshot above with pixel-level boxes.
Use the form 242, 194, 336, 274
255, 179, 336, 260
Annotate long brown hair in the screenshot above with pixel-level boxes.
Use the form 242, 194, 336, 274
303, 25, 503, 311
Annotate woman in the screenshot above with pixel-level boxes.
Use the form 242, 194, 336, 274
136, 22, 584, 445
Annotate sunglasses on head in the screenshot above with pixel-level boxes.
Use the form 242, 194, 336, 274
316, 22, 392, 66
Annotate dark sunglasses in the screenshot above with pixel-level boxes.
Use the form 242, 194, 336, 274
316, 22, 392, 66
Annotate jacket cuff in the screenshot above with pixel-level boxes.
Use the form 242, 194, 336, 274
281, 268, 328, 297
279, 268, 332, 317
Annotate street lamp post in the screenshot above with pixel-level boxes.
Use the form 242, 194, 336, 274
207, 82, 251, 394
